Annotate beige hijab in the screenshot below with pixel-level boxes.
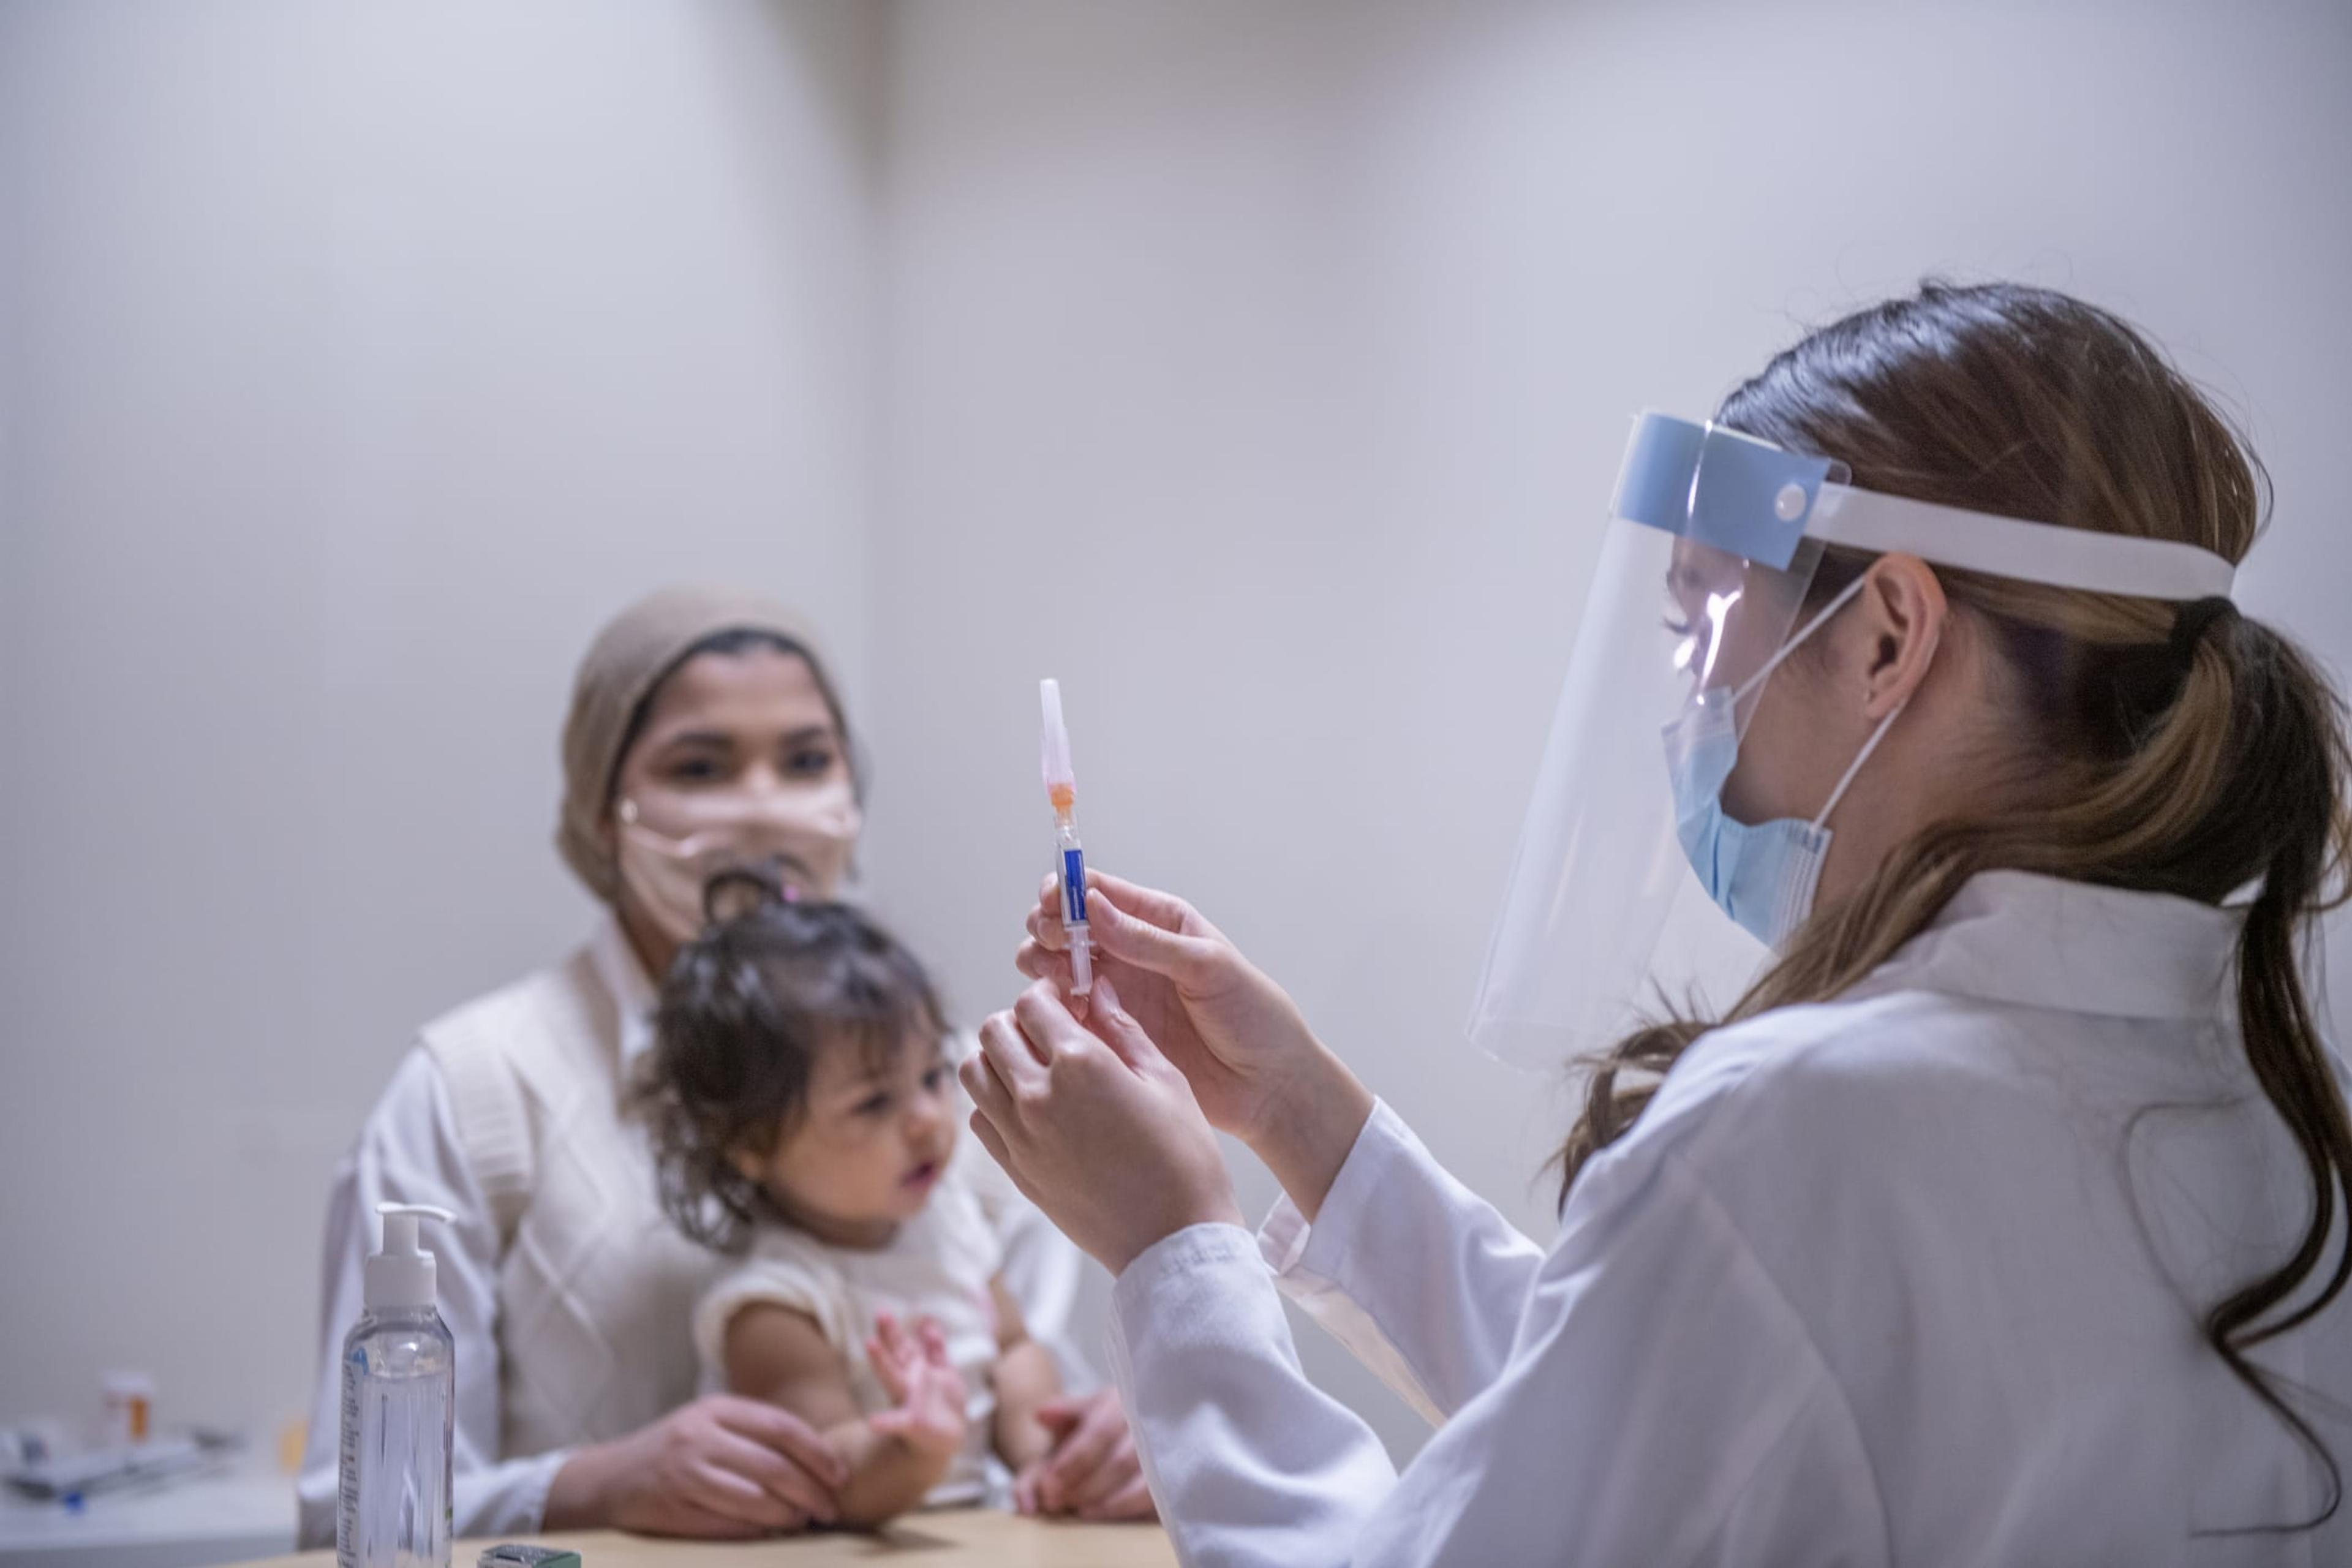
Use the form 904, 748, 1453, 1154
556, 585, 843, 901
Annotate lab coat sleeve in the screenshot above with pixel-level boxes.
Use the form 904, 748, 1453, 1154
296, 1049, 571, 1547
1255, 1099, 1544, 1423
1109, 1143, 1887, 1568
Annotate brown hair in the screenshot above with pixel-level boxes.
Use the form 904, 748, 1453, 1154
634, 888, 945, 1253
1556, 281, 2352, 1526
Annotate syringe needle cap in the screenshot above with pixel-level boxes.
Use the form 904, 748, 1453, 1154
1039, 678, 1074, 789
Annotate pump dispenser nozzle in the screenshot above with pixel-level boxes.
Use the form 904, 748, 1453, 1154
366, 1202, 454, 1311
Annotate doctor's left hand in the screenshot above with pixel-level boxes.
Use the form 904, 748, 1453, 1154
963, 977, 1243, 1275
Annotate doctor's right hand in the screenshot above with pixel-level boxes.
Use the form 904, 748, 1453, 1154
1020, 870, 1374, 1218
544, 1393, 848, 1539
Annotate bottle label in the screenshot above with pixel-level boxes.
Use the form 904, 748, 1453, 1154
336, 1343, 361, 1568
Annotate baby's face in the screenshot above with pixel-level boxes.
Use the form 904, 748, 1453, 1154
753, 1031, 958, 1245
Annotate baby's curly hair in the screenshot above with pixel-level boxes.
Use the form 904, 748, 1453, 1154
633, 884, 947, 1253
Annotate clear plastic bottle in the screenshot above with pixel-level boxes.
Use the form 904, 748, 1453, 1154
338, 1204, 455, 1568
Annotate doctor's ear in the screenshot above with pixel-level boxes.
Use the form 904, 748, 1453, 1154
1856, 555, 1947, 720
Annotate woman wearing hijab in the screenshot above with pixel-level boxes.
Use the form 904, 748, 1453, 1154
296, 586, 1148, 1544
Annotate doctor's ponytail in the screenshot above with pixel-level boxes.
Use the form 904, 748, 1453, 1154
1556, 281, 2352, 1530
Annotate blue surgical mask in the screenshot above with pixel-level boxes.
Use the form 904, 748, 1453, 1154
1663, 576, 1921, 949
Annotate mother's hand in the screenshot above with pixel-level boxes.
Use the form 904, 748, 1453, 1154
1014, 1390, 1156, 1521
545, 1393, 846, 1537
962, 977, 1243, 1275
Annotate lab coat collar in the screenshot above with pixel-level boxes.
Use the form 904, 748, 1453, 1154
588, 914, 660, 1066
1853, 869, 2240, 1020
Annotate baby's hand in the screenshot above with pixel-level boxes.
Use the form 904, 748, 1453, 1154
865, 1312, 967, 1458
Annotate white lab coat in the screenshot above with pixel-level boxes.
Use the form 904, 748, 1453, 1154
297, 918, 1088, 1545
1107, 871, 2352, 1566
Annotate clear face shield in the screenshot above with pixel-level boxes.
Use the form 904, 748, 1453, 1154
1467, 416, 1842, 1069
1466, 411, 2241, 1072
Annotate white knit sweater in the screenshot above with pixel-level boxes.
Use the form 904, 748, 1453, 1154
420, 938, 722, 1458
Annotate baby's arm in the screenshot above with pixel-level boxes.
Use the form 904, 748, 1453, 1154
723, 1304, 966, 1528
987, 1274, 1063, 1475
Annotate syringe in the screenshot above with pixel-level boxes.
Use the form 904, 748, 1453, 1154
1039, 679, 1093, 999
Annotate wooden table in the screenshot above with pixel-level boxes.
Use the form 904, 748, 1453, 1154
236, 1512, 1176, 1567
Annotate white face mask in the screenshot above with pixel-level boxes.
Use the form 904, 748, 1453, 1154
612, 780, 863, 944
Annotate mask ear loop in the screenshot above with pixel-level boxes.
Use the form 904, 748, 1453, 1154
1809, 608, 1945, 832
1729, 572, 1871, 708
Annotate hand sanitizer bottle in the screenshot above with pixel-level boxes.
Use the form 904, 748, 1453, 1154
339, 1203, 456, 1568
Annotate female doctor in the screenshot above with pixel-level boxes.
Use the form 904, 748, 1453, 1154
298, 587, 1148, 1545
965, 283, 2352, 1564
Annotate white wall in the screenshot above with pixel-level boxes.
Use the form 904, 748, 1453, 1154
0, 0, 883, 1434
865, 0, 2352, 1461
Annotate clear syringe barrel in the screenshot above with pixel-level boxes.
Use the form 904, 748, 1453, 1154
1054, 812, 1093, 995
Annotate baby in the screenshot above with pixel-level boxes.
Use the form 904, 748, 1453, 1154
636, 892, 1062, 1525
